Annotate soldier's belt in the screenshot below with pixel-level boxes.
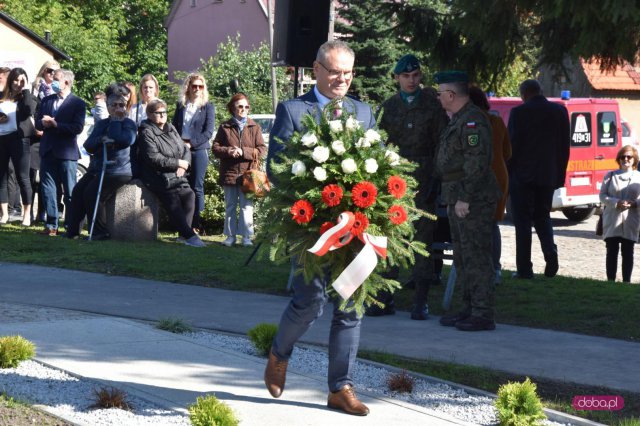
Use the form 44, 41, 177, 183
441, 171, 465, 181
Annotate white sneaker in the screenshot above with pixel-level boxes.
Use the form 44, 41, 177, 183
222, 237, 236, 247
242, 238, 253, 247
184, 235, 206, 247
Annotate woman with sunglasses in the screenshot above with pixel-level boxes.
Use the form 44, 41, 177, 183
599, 145, 640, 282
171, 73, 215, 234
0, 68, 36, 226
212, 93, 266, 247
32, 60, 60, 101
138, 99, 205, 247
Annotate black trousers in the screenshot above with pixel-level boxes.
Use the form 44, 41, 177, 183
0, 133, 32, 205
605, 237, 635, 282
154, 185, 196, 239
66, 173, 131, 236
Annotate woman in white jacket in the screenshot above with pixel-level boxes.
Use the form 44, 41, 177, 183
599, 145, 640, 282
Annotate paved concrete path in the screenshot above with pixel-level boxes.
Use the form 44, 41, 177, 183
1, 262, 638, 396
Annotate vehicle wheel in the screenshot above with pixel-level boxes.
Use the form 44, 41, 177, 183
562, 207, 596, 222
76, 164, 87, 181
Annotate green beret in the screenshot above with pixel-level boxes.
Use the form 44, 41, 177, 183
393, 54, 421, 74
434, 71, 469, 84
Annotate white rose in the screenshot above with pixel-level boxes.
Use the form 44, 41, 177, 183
301, 132, 318, 147
312, 146, 330, 163
328, 120, 343, 133
313, 166, 328, 181
385, 150, 401, 166
291, 160, 306, 176
364, 129, 382, 143
355, 137, 371, 148
345, 116, 359, 131
341, 158, 358, 174
331, 140, 346, 155
364, 158, 379, 174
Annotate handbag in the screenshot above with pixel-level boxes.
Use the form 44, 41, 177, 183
241, 152, 270, 197
595, 214, 603, 236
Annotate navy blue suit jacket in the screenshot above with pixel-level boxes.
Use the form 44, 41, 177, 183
267, 90, 376, 179
507, 95, 570, 188
36, 93, 86, 161
171, 101, 216, 151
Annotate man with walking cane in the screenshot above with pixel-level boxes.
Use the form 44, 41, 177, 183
63, 93, 136, 240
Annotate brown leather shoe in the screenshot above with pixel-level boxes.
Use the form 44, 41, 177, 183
264, 350, 288, 398
327, 385, 370, 416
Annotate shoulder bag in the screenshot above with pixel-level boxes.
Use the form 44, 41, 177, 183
241, 150, 270, 198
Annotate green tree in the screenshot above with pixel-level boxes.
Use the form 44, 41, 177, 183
335, 1, 404, 104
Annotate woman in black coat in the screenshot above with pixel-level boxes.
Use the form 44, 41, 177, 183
138, 99, 205, 248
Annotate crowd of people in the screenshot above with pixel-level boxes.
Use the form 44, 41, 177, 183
0, 61, 268, 248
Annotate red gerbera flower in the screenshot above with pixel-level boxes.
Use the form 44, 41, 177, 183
388, 205, 408, 225
320, 221, 334, 234
351, 181, 378, 208
351, 212, 369, 236
290, 200, 315, 224
321, 184, 344, 207
387, 176, 407, 199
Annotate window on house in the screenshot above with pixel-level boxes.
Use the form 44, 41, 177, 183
190, 0, 196, 7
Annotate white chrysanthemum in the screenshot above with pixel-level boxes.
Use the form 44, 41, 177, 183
341, 158, 358, 174
364, 158, 379, 174
355, 137, 371, 148
331, 140, 346, 155
384, 150, 400, 166
364, 129, 382, 143
329, 120, 343, 133
312, 146, 330, 163
291, 160, 306, 176
301, 132, 318, 147
345, 116, 359, 130
313, 167, 328, 181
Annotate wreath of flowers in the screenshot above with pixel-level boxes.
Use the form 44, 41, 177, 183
257, 97, 429, 314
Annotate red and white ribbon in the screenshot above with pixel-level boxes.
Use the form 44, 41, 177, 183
308, 212, 388, 300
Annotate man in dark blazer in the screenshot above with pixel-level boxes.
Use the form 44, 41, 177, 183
35, 69, 86, 235
507, 79, 570, 278
264, 40, 375, 416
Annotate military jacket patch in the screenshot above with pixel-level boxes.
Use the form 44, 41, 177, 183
467, 134, 478, 146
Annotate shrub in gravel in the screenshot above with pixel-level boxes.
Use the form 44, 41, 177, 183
90, 387, 133, 411
0, 335, 36, 368
495, 377, 546, 426
156, 317, 193, 334
189, 395, 238, 426
247, 323, 278, 356
387, 369, 415, 393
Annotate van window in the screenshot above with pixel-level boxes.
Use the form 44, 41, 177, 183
571, 112, 592, 147
597, 112, 617, 146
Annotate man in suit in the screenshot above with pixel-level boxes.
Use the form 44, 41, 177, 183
507, 79, 570, 278
35, 69, 86, 235
264, 40, 375, 416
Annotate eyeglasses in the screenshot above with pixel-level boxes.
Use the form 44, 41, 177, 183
152, 110, 167, 116
437, 90, 456, 97
109, 102, 126, 108
235, 105, 250, 110
317, 61, 354, 79
191, 84, 204, 90
620, 155, 634, 160
45, 68, 56, 74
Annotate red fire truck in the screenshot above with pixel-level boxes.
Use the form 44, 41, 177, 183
489, 97, 622, 221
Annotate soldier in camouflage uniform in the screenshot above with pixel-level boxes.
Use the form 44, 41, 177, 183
434, 71, 501, 331
366, 54, 449, 320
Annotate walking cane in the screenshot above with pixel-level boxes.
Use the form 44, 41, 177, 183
88, 138, 114, 241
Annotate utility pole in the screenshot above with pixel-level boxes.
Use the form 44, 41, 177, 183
268, 0, 278, 112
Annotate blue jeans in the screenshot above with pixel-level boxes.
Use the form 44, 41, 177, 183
272, 260, 362, 392
509, 175, 557, 275
40, 157, 77, 230
188, 149, 209, 229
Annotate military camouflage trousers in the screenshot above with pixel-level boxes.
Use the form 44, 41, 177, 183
447, 199, 496, 320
